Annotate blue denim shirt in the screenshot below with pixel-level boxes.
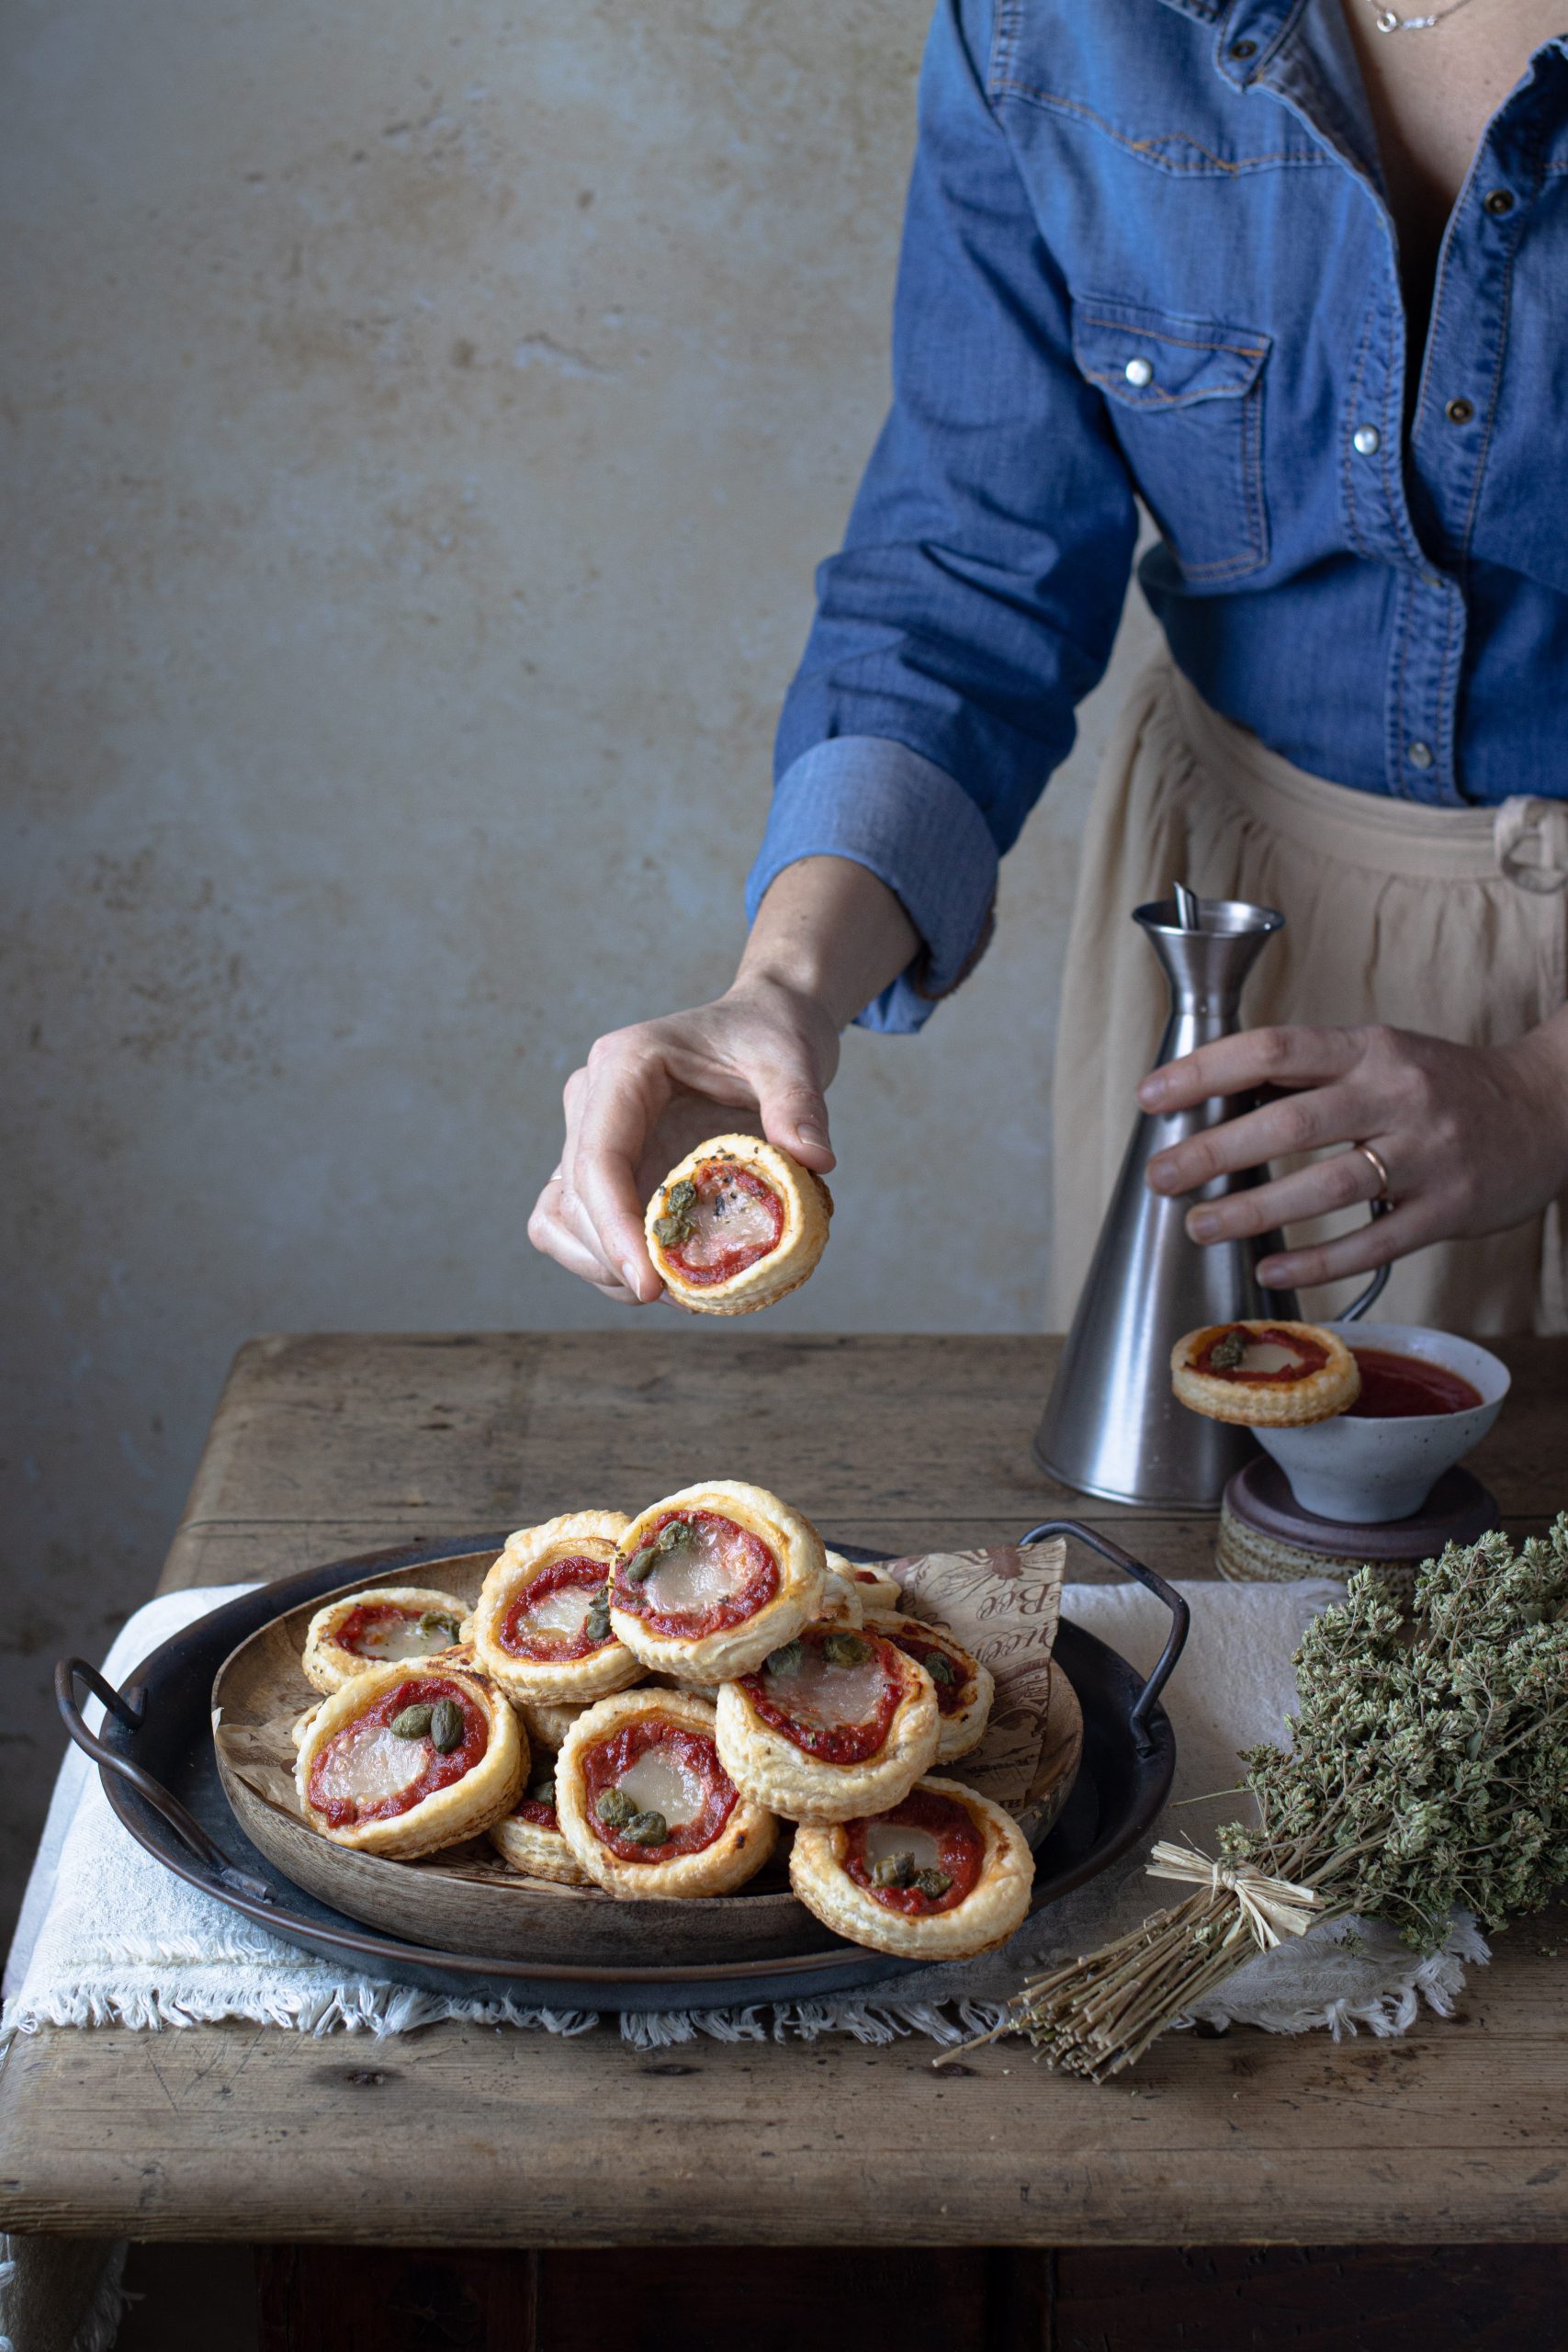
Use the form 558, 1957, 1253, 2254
746, 0, 1568, 1030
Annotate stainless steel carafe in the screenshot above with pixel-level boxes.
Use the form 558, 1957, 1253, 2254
1033, 892, 1385, 1507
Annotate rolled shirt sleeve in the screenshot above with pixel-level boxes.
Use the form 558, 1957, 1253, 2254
750, 0, 1138, 1030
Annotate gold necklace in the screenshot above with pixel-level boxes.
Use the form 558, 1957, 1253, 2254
1366, 0, 1483, 27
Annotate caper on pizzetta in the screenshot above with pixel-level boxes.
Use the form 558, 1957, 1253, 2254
583, 1590, 613, 1645
823, 1631, 871, 1669
429, 1698, 465, 1753
596, 1786, 638, 1829
924, 1650, 960, 1689
623, 1519, 691, 1586
622, 1810, 668, 1846
764, 1639, 805, 1679
390, 1703, 434, 1741
418, 1611, 460, 1643
1209, 1328, 1247, 1371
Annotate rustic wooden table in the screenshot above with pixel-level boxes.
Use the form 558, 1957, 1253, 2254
3, 1332, 1565, 2349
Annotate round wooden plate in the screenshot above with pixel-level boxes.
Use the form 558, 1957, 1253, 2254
212, 1549, 1083, 1968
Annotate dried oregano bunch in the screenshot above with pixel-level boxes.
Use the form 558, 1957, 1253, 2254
953, 1518, 1568, 2080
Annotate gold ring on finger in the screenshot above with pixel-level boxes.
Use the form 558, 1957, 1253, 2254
1351, 1142, 1393, 1204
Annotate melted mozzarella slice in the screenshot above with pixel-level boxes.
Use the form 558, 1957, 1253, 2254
314, 1723, 427, 1808
1239, 1340, 1311, 1376
642, 1520, 752, 1615
615, 1747, 704, 1829
863, 1821, 942, 1872
765, 1648, 886, 1730
355, 1616, 455, 1661
678, 1181, 778, 1272
523, 1584, 595, 1638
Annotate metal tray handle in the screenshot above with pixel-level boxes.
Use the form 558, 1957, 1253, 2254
1019, 1520, 1190, 1754
55, 1658, 272, 1903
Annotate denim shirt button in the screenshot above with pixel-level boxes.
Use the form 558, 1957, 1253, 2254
1445, 396, 1475, 425
1123, 356, 1154, 388
1483, 188, 1516, 217
1352, 424, 1381, 456
1408, 740, 1435, 771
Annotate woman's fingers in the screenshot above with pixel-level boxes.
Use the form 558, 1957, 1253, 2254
565, 1043, 670, 1302
1181, 1143, 1389, 1246
1138, 1024, 1361, 1113
527, 1175, 644, 1302
751, 1068, 835, 1170
1147, 1080, 1364, 1194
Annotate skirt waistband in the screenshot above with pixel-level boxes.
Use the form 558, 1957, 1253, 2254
1167, 662, 1568, 893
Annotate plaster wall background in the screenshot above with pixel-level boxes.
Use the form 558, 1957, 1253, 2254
0, 0, 1156, 1924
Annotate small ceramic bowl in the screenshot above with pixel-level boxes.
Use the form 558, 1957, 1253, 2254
1251, 1321, 1509, 1525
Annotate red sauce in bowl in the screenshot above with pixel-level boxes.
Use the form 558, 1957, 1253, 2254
842, 1788, 985, 1918
1347, 1348, 1483, 1419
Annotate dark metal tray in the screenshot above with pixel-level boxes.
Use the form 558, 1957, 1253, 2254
57, 1520, 1188, 2014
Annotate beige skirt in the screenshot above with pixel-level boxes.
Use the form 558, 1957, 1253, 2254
1047, 657, 1568, 1337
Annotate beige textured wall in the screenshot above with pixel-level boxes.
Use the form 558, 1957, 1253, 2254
0, 0, 1155, 1913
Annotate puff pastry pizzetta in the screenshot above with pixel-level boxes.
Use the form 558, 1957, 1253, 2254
789, 1777, 1033, 1961
608, 1480, 825, 1685
489, 1756, 588, 1886
301, 1586, 473, 1697
645, 1136, 830, 1316
296, 1662, 525, 1860
472, 1510, 640, 1705
864, 1611, 995, 1765
555, 1689, 776, 1898
1171, 1319, 1359, 1428
715, 1623, 939, 1823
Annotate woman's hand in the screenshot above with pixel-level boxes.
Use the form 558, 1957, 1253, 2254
1139, 1015, 1568, 1288
528, 978, 840, 1305
528, 856, 919, 1303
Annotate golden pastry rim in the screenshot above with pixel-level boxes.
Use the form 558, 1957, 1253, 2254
554, 1687, 776, 1899
295, 1662, 525, 1860
714, 1632, 940, 1822
300, 1586, 476, 1697
862, 1609, 996, 1764
472, 1510, 642, 1702
1170, 1318, 1360, 1427
824, 1553, 902, 1611
788, 1776, 1034, 1961
488, 1806, 589, 1886
608, 1479, 826, 1684
644, 1134, 831, 1317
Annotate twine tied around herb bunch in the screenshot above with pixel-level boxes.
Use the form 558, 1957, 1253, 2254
1144, 1841, 1321, 1951
939, 1520, 1568, 2084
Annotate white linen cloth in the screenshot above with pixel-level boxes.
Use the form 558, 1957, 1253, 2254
0, 1576, 1485, 2350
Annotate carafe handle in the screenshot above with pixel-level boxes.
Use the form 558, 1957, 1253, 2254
1333, 1200, 1393, 1325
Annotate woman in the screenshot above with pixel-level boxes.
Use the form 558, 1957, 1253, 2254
532, 0, 1568, 1334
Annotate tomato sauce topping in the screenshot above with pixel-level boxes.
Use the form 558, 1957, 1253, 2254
308, 1675, 488, 1828
499, 1555, 613, 1661
580, 1716, 738, 1864
513, 1795, 559, 1829
1346, 1347, 1483, 1419
740, 1628, 902, 1764
658, 1159, 784, 1288
1192, 1325, 1330, 1383
879, 1626, 972, 1719
334, 1600, 461, 1660
612, 1510, 780, 1638
843, 1788, 985, 1917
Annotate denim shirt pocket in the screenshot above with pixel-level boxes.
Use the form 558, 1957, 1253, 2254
1071, 292, 1272, 582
